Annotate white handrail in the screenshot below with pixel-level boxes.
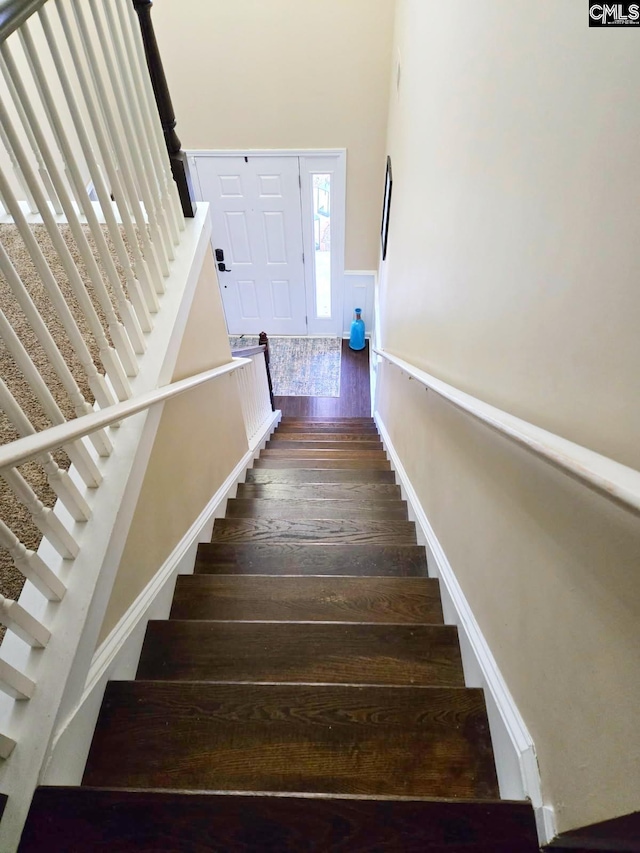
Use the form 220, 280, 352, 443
374, 347, 640, 516
0, 359, 249, 472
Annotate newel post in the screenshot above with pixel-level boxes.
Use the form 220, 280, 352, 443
132, 0, 196, 217
259, 332, 275, 411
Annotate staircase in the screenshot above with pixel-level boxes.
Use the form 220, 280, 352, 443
19, 417, 539, 851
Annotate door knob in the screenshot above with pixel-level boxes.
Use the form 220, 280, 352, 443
218, 262, 231, 272
215, 248, 225, 262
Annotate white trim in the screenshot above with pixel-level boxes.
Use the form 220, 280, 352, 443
187, 148, 347, 159
42, 408, 281, 786
300, 154, 347, 336
374, 348, 640, 517
374, 411, 556, 846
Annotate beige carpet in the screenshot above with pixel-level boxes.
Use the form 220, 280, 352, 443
0, 222, 134, 615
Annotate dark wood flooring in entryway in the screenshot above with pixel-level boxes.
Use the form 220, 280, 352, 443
274, 340, 370, 417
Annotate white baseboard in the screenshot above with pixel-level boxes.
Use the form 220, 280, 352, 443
42, 409, 281, 785
375, 411, 556, 846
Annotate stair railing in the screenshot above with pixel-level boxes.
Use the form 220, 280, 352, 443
373, 348, 640, 516
231, 336, 276, 448
0, 357, 252, 758
0, 0, 221, 838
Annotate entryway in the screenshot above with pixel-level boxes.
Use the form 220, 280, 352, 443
189, 151, 346, 336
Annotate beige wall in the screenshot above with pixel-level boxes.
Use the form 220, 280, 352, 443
382, 0, 640, 470
378, 0, 640, 834
99, 248, 247, 642
152, 0, 396, 270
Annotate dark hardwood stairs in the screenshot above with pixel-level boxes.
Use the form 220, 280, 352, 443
20, 417, 539, 852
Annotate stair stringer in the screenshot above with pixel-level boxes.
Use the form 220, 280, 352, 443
40, 408, 281, 788
375, 410, 557, 846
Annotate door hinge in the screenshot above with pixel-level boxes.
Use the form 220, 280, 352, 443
298, 174, 301, 189
302, 251, 305, 264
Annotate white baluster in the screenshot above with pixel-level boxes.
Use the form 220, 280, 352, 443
1, 42, 137, 390
20, 20, 147, 360
87, 0, 170, 277
0, 520, 66, 601
0, 202, 119, 420
1, 469, 79, 560
55, 0, 159, 316
0, 379, 91, 522
0, 595, 51, 648
0, 307, 109, 475
0, 42, 63, 216
39, 5, 153, 336
115, 0, 181, 244
0, 659, 35, 700
0, 121, 37, 214
72, 1, 166, 292
248, 361, 258, 439
122, 0, 184, 232
101, 0, 174, 261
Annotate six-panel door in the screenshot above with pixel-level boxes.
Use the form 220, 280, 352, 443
194, 156, 307, 335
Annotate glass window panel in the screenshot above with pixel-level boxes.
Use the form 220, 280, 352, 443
313, 174, 331, 318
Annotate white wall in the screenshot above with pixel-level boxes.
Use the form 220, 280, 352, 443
377, 0, 640, 835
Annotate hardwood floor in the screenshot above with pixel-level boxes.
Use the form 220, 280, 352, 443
274, 340, 371, 417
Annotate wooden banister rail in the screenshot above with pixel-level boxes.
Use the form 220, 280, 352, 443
0, 0, 46, 43
230, 345, 266, 358
132, 0, 196, 217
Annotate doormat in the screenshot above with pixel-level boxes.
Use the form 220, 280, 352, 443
229, 336, 341, 397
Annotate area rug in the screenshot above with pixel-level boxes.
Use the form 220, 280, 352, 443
229, 336, 341, 397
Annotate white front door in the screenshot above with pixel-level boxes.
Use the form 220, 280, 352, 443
193, 156, 307, 335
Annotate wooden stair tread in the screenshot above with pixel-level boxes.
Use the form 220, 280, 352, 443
246, 468, 396, 484
83, 682, 496, 798
171, 576, 443, 623
211, 517, 416, 545
268, 440, 382, 450
236, 483, 402, 500
225, 498, 408, 520
276, 426, 380, 435
195, 543, 428, 576
280, 417, 375, 423
253, 459, 392, 470
260, 449, 387, 460
136, 621, 463, 685
20, 787, 539, 853
270, 435, 381, 444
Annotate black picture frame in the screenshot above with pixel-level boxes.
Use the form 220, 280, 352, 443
381, 155, 393, 260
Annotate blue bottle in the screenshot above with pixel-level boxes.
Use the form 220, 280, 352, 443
349, 307, 365, 351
